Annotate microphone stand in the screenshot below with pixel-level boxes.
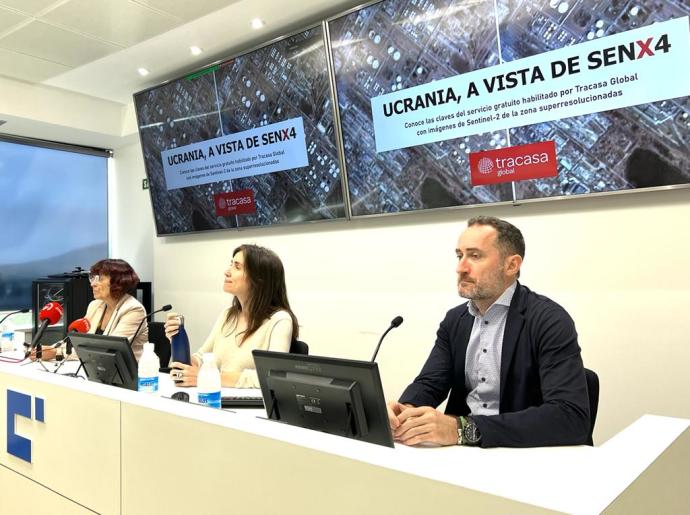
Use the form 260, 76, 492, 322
20, 341, 49, 369
130, 305, 173, 346
131, 305, 172, 343
371, 316, 404, 362
52, 338, 70, 374
371, 325, 395, 362
53, 333, 82, 375
33, 341, 51, 372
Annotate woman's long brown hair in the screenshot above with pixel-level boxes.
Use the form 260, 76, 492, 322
224, 244, 299, 343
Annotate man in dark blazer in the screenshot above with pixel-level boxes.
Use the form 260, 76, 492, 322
389, 216, 590, 448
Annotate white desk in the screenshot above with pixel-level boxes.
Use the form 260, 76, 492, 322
1, 359, 688, 515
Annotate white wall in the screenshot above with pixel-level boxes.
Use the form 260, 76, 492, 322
121, 140, 690, 446
0, 76, 129, 150
109, 142, 155, 283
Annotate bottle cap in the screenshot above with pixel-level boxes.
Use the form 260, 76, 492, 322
203, 352, 216, 364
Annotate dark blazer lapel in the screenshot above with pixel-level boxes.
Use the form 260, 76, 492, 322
447, 306, 475, 413
499, 284, 527, 400
455, 309, 474, 371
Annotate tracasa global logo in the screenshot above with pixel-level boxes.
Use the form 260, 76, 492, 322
213, 189, 256, 216
469, 140, 557, 186
477, 158, 494, 174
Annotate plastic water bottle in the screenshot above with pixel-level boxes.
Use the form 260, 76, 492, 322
197, 353, 221, 409
137, 342, 160, 393
0, 323, 14, 353
170, 315, 191, 365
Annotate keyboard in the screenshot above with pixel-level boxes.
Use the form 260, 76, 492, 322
221, 396, 264, 408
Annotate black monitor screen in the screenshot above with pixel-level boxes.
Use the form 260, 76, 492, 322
253, 350, 394, 448
69, 333, 138, 390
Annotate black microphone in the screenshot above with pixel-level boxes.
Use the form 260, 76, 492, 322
371, 316, 403, 362
130, 304, 172, 343
25, 302, 64, 358
0, 308, 30, 326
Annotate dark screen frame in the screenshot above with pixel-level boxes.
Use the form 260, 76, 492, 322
70, 333, 138, 390
253, 349, 394, 448
133, 22, 349, 236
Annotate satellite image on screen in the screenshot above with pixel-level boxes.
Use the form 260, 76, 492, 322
330, 0, 689, 215
135, 26, 345, 235
498, 0, 690, 200
329, 0, 513, 216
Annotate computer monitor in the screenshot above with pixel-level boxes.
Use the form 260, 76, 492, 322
69, 333, 138, 390
253, 350, 394, 448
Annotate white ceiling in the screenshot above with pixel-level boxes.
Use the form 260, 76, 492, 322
0, 0, 363, 105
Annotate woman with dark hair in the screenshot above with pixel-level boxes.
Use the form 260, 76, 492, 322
165, 244, 298, 388
83, 259, 148, 359
35, 258, 148, 361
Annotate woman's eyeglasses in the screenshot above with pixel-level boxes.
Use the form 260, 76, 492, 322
88, 274, 100, 284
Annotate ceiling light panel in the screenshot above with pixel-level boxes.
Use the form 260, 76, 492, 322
0, 46, 71, 82
0, 0, 59, 16
132, 0, 242, 22
0, 6, 29, 33
0, 20, 119, 68
40, 0, 178, 47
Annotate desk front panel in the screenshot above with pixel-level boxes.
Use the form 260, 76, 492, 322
0, 370, 120, 515
120, 403, 552, 515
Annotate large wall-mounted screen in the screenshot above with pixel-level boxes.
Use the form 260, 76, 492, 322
329, 0, 514, 216
134, 25, 345, 235
329, 0, 690, 216
497, 0, 690, 200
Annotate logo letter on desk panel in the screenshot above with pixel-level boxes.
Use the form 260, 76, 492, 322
6, 389, 45, 463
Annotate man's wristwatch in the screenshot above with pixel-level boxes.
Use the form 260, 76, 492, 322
456, 416, 482, 446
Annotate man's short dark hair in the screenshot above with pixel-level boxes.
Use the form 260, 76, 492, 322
467, 216, 525, 259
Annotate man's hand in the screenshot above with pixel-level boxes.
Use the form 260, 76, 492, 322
393, 406, 459, 446
386, 401, 410, 430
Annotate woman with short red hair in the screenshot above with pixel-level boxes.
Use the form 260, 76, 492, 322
84, 258, 148, 359
34, 258, 148, 362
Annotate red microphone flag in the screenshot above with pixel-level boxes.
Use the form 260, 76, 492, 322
67, 318, 90, 333
39, 302, 63, 325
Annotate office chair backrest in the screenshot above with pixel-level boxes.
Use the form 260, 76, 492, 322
584, 368, 599, 445
289, 340, 309, 355
148, 321, 170, 367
